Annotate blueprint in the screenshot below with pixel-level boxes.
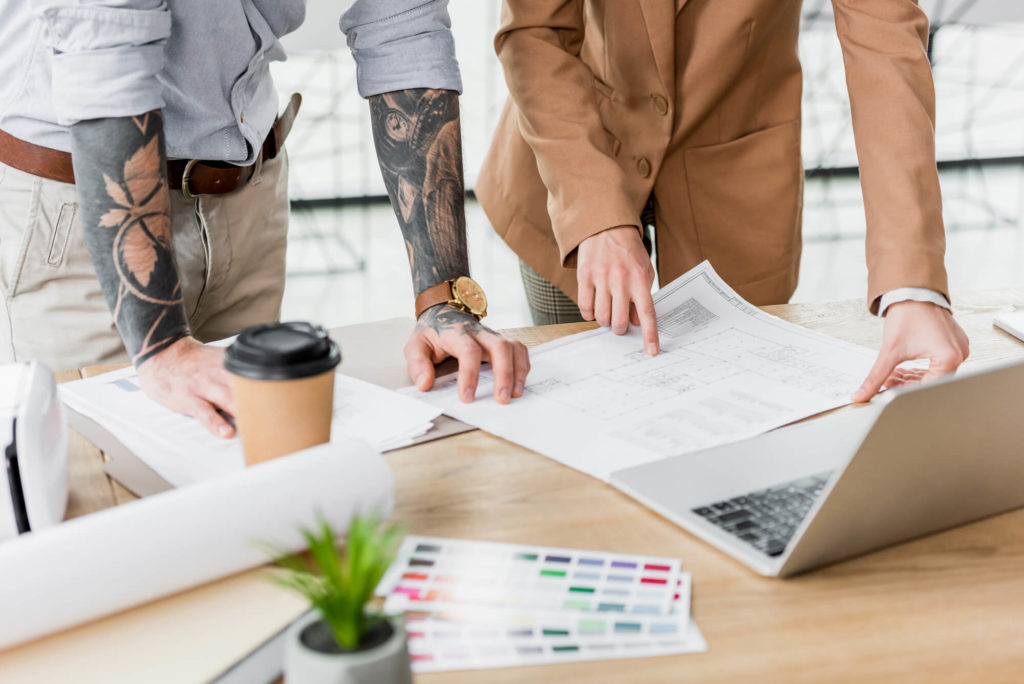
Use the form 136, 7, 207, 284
403, 261, 877, 481
61, 365, 441, 487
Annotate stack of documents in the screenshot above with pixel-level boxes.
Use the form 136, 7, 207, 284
405, 261, 877, 482
376, 536, 706, 672
60, 367, 442, 487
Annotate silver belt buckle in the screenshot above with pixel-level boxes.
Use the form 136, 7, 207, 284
181, 158, 199, 199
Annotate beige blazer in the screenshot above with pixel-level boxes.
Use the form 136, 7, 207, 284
475, 0, 949, 310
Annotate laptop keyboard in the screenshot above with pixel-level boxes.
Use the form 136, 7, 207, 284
691, 472, 832, 557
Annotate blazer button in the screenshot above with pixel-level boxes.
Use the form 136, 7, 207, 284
651, 95, 669, 116
636, 157, 652, 178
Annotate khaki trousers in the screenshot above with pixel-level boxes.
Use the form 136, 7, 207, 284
0, 153, 289, 370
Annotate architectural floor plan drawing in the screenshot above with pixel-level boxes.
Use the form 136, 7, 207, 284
406, 262, 878, 482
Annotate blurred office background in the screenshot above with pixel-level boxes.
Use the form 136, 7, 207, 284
271, 1, 1024, 331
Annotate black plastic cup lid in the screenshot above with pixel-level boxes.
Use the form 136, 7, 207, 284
224, 322, 341, 380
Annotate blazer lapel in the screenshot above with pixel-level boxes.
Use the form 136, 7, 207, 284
638, 0, 677, 99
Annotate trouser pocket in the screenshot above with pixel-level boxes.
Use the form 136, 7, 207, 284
0, 162, 126, 367
0, 165, 85, 297
45, 202, 77, 267
0, 162, 39, 297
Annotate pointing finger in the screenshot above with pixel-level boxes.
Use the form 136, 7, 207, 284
635, 289, 659, 356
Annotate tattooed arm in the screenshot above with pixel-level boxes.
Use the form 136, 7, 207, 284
70, 112, 237, 437
369, 89, 530, 404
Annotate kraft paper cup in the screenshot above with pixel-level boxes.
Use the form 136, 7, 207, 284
224, 322, 341, 466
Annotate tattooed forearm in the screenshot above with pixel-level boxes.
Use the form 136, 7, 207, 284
369, 88, 470, 295
70, 111, 189, 365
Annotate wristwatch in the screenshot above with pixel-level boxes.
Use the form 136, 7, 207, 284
415, 276, 488, 320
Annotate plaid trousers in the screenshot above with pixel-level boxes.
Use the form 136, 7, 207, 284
519, 196, 657, 326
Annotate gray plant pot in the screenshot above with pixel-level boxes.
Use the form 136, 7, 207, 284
283, 612, 413, 684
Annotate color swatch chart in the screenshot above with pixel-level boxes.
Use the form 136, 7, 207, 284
378, 536, 682, 614
377, 536, 706, 672
402, 606, 706, 671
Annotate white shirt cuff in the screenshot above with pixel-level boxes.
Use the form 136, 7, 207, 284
877, 288, 952, 317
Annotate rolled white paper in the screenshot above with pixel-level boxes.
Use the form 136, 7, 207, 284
0, 439, 393, 650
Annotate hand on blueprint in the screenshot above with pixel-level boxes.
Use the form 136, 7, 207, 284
852, 300, 969, 402
578, 226, 660, 355
407, 305, 531, 404
137, 337, 237, 438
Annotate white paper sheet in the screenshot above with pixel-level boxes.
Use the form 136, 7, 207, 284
60, 368, 441, 487
405, 261, 877, 481
0, 440, 393, 650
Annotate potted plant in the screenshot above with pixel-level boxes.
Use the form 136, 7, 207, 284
269, 513, 409, 684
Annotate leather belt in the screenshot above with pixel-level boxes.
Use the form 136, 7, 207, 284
0, 92, 301, 198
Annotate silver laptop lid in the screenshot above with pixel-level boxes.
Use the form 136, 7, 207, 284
777, 359, 1024, 576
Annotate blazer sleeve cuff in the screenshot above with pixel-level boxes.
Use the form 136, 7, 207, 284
866, 249, 949, 315
552, 197, 642, 268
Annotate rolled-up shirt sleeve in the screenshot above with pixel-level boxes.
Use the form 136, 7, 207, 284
38, 1, 171, 125
340, 0, 462, 98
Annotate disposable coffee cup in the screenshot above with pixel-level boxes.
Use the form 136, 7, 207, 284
224, 322, 341, 466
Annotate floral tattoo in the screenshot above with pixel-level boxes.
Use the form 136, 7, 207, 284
71, 111, 189, 365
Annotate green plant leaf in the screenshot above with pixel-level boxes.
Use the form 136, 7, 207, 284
261, 510, 404, 652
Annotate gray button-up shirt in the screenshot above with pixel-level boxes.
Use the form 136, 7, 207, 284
0, 0, 461, 164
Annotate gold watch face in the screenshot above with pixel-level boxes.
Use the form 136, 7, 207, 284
452, 276, 487, 317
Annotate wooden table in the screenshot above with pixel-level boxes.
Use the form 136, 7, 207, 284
5, 292, 1024, 682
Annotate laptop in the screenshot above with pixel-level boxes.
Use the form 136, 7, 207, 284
610, 360, 1024, 577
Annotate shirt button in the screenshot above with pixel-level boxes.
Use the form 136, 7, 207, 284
652, 95, 669, 116
636, 157, 652, 178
